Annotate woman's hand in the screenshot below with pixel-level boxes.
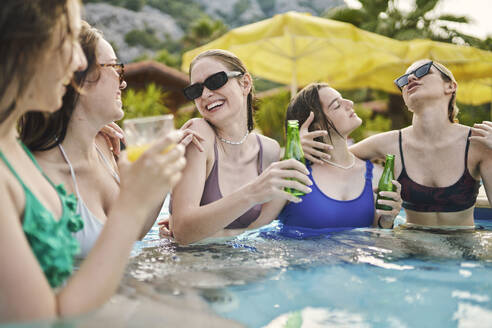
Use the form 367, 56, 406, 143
117, 130, 186, 222
179, 120, 205, 152
158, 217, 173, 238
300, 112, 333, 164
375, 179, 402, 228
246, 158, 313, 204
99, 122, 126, 156
470, 121, 492, 149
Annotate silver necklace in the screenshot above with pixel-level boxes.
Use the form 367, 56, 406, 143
217, 131, 249, 145
323, 153, 356, 170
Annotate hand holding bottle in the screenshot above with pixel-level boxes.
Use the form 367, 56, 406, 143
375, 154, 402, 228
245, 158, 312, 204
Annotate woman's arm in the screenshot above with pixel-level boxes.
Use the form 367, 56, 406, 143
470, 122, 492, 207
350, 131, 399, 161
170, 120, 312, 245
0, 131, 186, 322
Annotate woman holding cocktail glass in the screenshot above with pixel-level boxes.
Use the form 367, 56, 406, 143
0, 1, 185, 323
301, 59, 492, 228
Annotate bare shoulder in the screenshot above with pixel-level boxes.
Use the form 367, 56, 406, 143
0, 164, 24, 219
184, 118, 215, 136
256, 134, 280, 164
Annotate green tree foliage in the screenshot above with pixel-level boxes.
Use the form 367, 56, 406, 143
458, 103, 492, 127
83, 0, 144, 11
122, 84, 199, 128
122, 84, 170, 122
254, 90, 290, 146
234, 0, 251, 18
154, 49, 181, 68
324, 0, 491, 129
124, 29, 163, 49
181, 16, 228, 50
258, 0, 275, 16
146, 0, 207, 31
350, 105, 391, 142
124, 0, 145, 11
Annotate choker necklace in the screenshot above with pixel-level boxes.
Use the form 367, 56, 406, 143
323, 153, 356, 170
218, 131, 249, 145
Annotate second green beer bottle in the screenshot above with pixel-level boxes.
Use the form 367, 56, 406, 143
376, 154, 396, 211
283, 120, 306, 197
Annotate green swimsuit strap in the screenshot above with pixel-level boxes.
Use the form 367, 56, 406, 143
0, 142, 84, 288
0, 148, 29, 190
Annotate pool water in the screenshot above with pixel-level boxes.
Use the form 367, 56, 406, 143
124, 213, 492, 328
4, 203, 492, 327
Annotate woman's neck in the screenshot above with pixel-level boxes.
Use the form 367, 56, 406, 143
61, 106, 103, 162
0, 104, 27, 148
325, 135, 353, 166
411, 102, 453, 141
214, 121, 249, 145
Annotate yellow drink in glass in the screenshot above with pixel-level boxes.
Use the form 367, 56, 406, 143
123, 114, 175, 162
126, 144, 150, 162
126, 144, 175, 162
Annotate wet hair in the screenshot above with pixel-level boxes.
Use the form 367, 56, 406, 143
410, 59, 459, 123
285, 83, 342, 145
0, 0, 76, 124
189, 49, 256, 132
20, 21, 103, 151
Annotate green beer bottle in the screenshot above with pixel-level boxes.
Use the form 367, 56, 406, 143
283, 120, 306, 197
376, 154, 396, 211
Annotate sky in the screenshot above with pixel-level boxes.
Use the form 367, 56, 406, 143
344, 0, 492, 40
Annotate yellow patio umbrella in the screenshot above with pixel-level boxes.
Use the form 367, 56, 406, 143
181, 11, 492, 104
182, 11, 402, 97
335, 39, 492, 105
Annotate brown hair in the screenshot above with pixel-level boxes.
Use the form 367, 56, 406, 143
189, 49, 256, 132
286, 83, 342, 144
20, 21, 103, 151
0, 0, 76, 123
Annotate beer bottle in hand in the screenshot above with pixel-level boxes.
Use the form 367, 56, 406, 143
376, 154, 396, 210
283, 120, 306, 197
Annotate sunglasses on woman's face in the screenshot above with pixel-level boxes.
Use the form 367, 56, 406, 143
394, 61, 450, 91
100, 63, 125, 84
183, 71, 243, 101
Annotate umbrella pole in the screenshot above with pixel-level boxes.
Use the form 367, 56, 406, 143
290, 60, 297, 99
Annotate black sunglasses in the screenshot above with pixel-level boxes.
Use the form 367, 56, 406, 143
394, 61, 450, 91
183, 71, 243, 100
100, 63, 125, 84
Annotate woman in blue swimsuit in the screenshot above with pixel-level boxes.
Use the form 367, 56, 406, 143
278, 83, 402, 238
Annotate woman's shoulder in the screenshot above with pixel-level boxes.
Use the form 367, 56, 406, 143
0, 162, 26, 215
183, 118, 215, 136
255, 134, 280, 162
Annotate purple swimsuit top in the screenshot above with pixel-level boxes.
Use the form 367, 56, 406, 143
200, 134, 264, 229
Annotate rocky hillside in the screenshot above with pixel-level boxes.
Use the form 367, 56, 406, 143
83, 0, 345, 62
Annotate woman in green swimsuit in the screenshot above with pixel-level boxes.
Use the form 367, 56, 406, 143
0, 0, 186, 323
